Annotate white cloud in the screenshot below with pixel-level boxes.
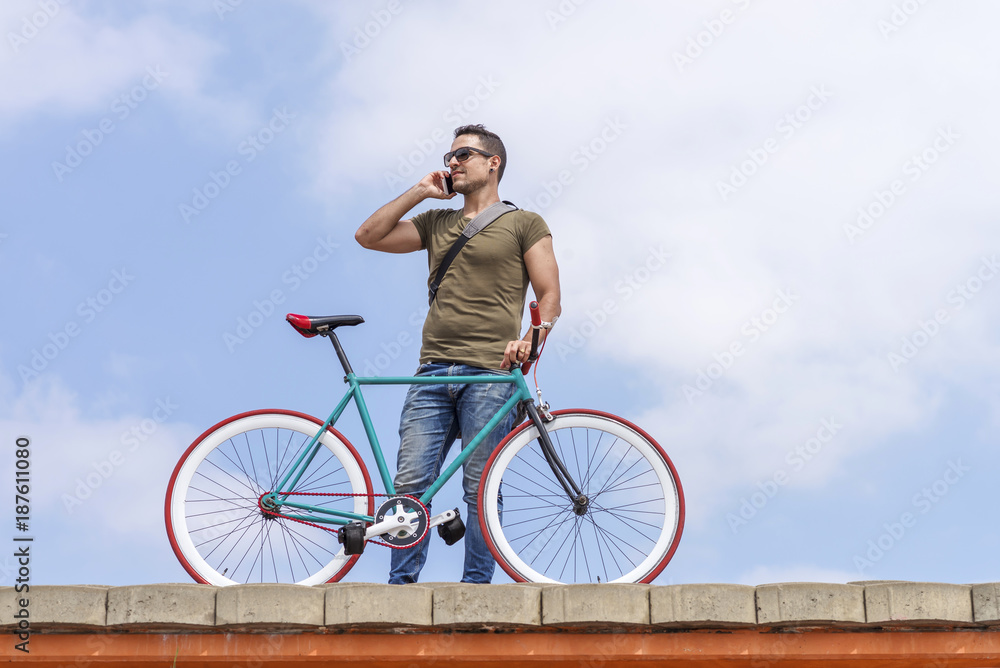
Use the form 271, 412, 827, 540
0, 2, 255, 136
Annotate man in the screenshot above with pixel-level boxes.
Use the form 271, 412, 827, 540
355, 124, 561, 583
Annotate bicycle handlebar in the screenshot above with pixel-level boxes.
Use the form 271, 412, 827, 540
521, 301, 541, 374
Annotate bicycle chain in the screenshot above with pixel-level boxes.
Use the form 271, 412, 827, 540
256, 491, 430, 550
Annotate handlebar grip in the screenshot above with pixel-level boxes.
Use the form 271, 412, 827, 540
520, 353, 535, 375
521, 301, 542, 374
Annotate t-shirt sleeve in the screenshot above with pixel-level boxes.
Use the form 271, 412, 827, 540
519, 212, 552, 254
410, 209, 433, 251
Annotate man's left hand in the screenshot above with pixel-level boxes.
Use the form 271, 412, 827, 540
501, 339, 533, 370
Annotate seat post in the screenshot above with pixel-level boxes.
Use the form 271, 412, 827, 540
326, 331, 354, 376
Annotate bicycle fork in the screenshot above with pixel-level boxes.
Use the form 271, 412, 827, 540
523, 401, 590, 516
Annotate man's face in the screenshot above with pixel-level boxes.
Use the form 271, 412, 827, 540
447, 134, 495, 195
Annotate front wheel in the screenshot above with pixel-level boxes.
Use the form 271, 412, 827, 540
478, 410, 684, 584
165, 410, 373, 586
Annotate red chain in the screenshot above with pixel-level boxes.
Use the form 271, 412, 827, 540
256, 491, 429, 550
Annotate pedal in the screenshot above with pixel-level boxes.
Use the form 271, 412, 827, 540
338, 522, 367, 555
437, 508, 466, 546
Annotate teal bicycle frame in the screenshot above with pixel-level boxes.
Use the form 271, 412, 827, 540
258, 367, 534, 527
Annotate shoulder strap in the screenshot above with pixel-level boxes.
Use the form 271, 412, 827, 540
428, 201, 518, 306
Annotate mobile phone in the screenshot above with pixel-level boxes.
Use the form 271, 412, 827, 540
443, 174, 453, 195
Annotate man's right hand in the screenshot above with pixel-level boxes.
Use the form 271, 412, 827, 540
418, 170, 458, 200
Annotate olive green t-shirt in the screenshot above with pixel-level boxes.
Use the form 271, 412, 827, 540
411, 207, 551, 370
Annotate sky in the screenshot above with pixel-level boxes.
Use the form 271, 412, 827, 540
1, 1, 998, 588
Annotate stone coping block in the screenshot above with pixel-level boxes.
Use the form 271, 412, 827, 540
756, 582, 866, 625
432, 583, 541, 627
107, 584, 216, 627
542, 584, 649, 626
865, 582, 973, 625
324, 583, 433, 627
651, 584, 757, 627
2, 585, 110, 627
973, 583, 1000, 623
216, 584, 325, 627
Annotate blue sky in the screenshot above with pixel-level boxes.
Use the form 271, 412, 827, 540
2, 1, 998, 587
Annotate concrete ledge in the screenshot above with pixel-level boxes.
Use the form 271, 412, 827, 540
972, 582, 1000, 624
7, 581, 1000, 633
542, 584, 649, 626
756, 583, 866, 626
107, 584, 216, 627
864, 582, 974, 625
216, 584, 325, 628
651, 584, 757, 627
432, 583, 541, 627
2, 585, 109, 627
325, 583, 433, 627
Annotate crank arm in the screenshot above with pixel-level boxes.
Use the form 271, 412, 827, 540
427, 508, 458, 529
364, 510, 420, 540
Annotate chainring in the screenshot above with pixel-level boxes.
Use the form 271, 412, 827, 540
374, 495, 429, 548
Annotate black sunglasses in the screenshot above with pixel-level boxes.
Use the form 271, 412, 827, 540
443, 146, 495, 166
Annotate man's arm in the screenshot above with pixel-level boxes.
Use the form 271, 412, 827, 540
355, 171, 455, 253
502, 235, 562, 369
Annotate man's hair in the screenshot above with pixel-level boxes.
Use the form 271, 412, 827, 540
453, 124, 506, 183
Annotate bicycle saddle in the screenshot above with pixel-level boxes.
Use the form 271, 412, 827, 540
286, 313, 364, 338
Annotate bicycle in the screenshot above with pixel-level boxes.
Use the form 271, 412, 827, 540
164, 303, 685, 586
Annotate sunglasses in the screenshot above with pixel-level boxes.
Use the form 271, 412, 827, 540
443, 146, 495, 166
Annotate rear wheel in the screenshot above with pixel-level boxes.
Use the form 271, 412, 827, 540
165, 410, 373, 585
478, 409, 683, 584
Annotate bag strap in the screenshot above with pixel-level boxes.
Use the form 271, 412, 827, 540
428, 201, 518, 306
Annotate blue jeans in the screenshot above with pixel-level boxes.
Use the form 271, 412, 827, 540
388, 363, 515, 584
